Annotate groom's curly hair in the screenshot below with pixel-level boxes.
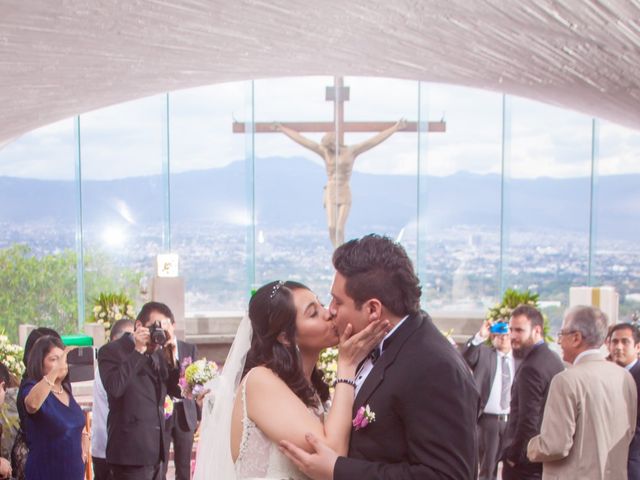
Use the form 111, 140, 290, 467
243, 281, 330, 406
333, 234, 422, 317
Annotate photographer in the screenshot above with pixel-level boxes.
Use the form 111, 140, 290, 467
98, 302, 179, 480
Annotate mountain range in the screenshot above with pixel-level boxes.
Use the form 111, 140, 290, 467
1, 156, 639, 240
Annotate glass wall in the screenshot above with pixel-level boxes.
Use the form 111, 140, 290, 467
0, 120, 77, 339
506, 98, 593, 329
594, 121, 640, 321
418, 84, 503, 311
169, 83, 249, 312
1, 76, 639, 338
252, 76, 336, 301
79, 95, 165, 318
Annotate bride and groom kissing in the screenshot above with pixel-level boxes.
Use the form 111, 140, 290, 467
194, 234, 480, 480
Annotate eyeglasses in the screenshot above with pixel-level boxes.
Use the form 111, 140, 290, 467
557, 329, 578, 339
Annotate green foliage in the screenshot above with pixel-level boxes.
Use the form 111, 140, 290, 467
487, 288, 553, 342
486, 289, 539, 323
0, 244, 142, 342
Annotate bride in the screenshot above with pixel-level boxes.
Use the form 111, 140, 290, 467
193, 280, 387, 479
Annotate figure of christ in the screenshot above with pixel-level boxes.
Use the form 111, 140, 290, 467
274, 119, 407, 248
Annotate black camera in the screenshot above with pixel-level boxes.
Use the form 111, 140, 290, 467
148, 322, 167, 346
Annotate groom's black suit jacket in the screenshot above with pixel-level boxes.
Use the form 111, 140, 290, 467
334, 311, 480, 480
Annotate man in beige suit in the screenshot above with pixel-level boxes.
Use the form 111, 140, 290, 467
527, 306, 637, 480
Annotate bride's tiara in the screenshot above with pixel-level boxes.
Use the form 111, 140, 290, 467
269, 280, 285, 299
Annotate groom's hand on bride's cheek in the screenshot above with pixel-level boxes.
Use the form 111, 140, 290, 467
279, 433, 337, 480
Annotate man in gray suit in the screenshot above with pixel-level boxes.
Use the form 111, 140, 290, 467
528, 306, 636, 480
462, 320, 513, 480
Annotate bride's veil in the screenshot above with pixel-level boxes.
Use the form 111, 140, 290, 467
193, 313, 252, 480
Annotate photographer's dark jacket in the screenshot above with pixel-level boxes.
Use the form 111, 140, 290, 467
98, 333, 179, 467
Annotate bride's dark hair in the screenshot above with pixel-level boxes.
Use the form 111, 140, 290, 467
243, 280, 330, 406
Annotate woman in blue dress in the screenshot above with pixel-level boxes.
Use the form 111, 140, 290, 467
22, 335, 85, 480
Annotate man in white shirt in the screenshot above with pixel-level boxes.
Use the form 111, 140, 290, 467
527, 306, 636, 480
608, 322, 640, 480
92, 318, 134, 480
461, 320, 513, 480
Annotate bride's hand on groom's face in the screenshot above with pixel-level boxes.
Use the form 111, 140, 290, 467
337, 318, 390, 370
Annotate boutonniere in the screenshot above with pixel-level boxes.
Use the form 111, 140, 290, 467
353, 404, 376, 431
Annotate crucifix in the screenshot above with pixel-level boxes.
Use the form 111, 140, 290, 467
233, 76, 446, 248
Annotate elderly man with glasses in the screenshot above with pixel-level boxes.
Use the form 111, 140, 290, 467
527, 306, 637, 480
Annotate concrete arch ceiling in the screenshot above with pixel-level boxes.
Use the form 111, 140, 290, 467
1, 0, 640, 146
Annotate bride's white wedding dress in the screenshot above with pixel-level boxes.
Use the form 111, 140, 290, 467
234, 371, 326, 479
192, 315, 327, 480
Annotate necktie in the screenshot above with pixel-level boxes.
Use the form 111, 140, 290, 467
500, 355, 511, 410
369, 347, 381, 364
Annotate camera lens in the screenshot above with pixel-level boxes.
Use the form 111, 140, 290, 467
150, 323, 167, 346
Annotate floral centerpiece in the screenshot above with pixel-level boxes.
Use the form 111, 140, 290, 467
0, 332, 25, 382
318, 347, 338, 387
179, 358, 218, 398
487, 288, 552, 341
91, 292, 136, 338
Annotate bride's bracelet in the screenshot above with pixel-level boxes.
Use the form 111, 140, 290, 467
334, 378, 357, 388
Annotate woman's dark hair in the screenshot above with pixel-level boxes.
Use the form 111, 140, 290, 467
23, 327, 61, 368
25, 336, 70, 393
243, 281, 329, 406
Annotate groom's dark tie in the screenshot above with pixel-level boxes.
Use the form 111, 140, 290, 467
368, 347, 381, 364
357, 320, 404, 371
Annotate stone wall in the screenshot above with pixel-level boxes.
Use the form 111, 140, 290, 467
185, 310, 485, 364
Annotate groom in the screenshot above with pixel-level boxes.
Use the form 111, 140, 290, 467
281, 234, 480, 479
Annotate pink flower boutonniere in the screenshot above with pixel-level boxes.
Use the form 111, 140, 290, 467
353, 405, 376, 431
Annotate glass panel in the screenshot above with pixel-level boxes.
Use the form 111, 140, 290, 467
505, 97, 593, 329
0, 120, 77, 339
79, 95, 165, 318
593, 121, 640, 321
169, 82, 249, 312
252, 76, 336, 300
418, 85, 503, 312
342, 76, 419, 261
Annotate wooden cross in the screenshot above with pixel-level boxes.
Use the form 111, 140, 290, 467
232, 76, 446, 142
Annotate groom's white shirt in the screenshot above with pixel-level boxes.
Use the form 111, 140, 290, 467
354, 315, 409, 395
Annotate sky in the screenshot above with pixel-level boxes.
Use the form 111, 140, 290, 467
0, 76, 638, 180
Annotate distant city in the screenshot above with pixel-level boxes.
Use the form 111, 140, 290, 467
2, 220, 639, 331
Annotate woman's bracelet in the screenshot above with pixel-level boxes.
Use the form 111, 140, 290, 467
334, 378, 357, 388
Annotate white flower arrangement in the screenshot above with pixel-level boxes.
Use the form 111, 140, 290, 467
91, 292, 135, 338
318, 347, 338, 387
0, 332, 25, 381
